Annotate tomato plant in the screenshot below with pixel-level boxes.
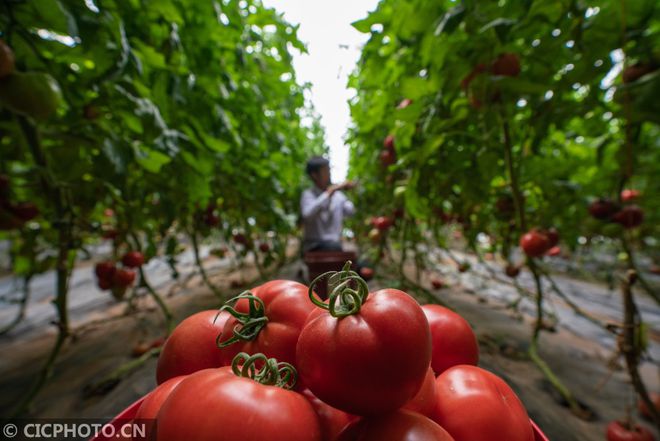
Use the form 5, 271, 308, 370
346, 0, 660, 416
0, 0, 328, 414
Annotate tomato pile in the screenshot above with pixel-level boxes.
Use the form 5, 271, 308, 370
124, 264, 540, 441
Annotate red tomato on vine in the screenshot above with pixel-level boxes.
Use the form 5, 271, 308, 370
296, 264, 431, 416
217, 280, 318, 366
156, 353, 321, 441
520, 230, 551, 257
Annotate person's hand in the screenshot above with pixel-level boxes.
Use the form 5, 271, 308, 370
341, 180, 357, 191
326, 181, 357, 196
325, 184, 342, 196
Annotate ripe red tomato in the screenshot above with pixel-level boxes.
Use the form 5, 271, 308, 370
218, 280, 318, 366
422, 305, 479, 375
371, 216, 394, 231
113, 268, 136, 287
97, 277, 113, 291
95, 261, 116, 280
495, 195, 515, 218
297, 288, 431, 416
621, 189, 641, 202
233, 232, 249, 245
337, 409, 455, 441
612, 205, 644, 229
131, 342, 150, 357
505, 264, 520, 278
302, 389, 358, 441
136, 375, 186, 420
432, 365, 534, 441
403, 367, 437, 418
546, 246, 561, 257
359, 267, 375, 281
156, 366, 321, 441
156, 310, 230, 384
431, 279, 444, 290
102, 228, 119, 240
149, 336, 166, 349
10, 202, 39, 221
259, 242, 270, 252
520, 230, 551, 258
544, 228, 559, 248
383, 134, 395, 150
204, 213, 220, 227
397, 99, 413, 109
606, 420, 654, 441
380, 149, 396, 167
122, 251, 145, 268
638, 392, 660, 420
491, 53, 520, 77
589, 198, 619, 220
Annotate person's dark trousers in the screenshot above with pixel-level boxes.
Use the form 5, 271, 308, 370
305, 240, 343, 252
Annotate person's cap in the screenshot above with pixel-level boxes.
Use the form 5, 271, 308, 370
306, 156, 330, 175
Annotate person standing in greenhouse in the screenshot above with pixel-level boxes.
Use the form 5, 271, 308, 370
300, 156, 356, 253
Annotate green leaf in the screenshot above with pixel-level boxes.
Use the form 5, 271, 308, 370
136, 148, 171, 173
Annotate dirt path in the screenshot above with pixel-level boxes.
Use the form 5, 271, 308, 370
0, 252, 658, 441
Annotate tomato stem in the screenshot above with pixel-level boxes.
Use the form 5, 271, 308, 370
620, 270, 660, 431
231, 352, 297, 389
308, 261, 369, 318
217, 292, 269, 347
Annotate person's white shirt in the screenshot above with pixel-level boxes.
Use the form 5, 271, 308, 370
300, 186, 355, 252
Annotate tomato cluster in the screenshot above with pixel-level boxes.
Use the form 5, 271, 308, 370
130, 266, 539, 441
94, 251, 143, 300
380, 135, 397, 167
588, 190, 644, 229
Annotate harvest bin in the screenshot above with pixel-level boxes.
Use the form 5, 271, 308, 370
91, 397, 550, 441
303, 251, 357, 299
